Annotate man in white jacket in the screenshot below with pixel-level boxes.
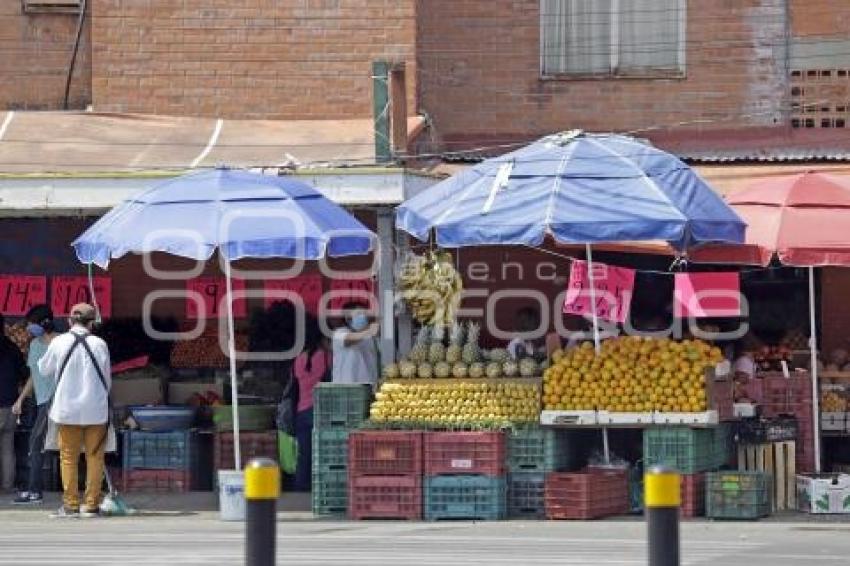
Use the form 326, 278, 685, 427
38, 303, 111, 518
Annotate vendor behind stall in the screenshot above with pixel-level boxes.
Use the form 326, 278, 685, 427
332, 303, 379, 388
508, 307, 542, 360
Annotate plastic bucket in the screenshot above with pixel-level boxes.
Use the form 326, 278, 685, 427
218, 470, 245, 521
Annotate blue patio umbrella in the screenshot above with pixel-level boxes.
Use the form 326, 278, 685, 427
397, 131, 746, 348
73, 168, 376, 469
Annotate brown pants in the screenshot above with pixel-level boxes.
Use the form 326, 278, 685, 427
57, 424, 107, 512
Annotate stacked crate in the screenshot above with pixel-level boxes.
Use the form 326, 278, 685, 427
348, 430, 423, 520
423, 431, 507, 521
123, 430, 194, 493
213, 431, 278, 472
507, 427, 574, 518
312, 384, 371, 517
706, 471, 772, 520
545, 467, 629, 520
680, 473, 706, 518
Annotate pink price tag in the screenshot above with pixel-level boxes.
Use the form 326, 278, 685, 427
563, 260, 635, 323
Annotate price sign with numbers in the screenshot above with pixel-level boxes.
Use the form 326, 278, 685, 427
0, 275, 48, 316
51, 276, 112, 318
264, 274, 323, 314
186, 277, 246, 319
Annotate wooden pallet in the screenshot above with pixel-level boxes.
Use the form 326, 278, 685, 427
738, 441, 796, 511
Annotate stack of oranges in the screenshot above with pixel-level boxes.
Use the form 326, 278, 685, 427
542, 337, 724, 413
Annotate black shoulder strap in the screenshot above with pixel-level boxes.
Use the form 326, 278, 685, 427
55, 334, 85, 390
77, 335, 109, 395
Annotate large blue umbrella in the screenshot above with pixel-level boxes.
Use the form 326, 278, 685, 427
74, 168, 375, 268
397, 131, 745, 249
73, 168, 376, 469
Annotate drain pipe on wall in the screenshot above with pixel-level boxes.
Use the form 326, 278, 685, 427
63, 0, 88, 110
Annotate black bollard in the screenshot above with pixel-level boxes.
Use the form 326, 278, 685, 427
645, 465, 681, 566
245, 458, 280, 566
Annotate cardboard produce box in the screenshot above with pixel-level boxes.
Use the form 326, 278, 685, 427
797, 474, 850, 514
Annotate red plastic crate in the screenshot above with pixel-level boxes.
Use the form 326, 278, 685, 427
424, 431, 506, 477
123, 468, 190, 493
349, 475, 422, 520
545, 469, 628, 520
680, 473, 705, 518
214, 431, 278, 470
348, 431, 423, 476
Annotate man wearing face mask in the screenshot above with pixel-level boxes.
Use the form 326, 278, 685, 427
0, 313, 29, 494
331, 303, 379, 389
11, 305, 58, 505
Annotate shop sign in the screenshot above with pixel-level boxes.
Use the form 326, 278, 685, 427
563, 260, 635, 323
674, 272, 741, 318
263, 274, 323, 314
51, 276, 112, 319
186, 277, 246, 319
327, 277, 375, 312
0, 275, 47, 316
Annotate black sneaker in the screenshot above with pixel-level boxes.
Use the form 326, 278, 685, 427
13, 492, 42, 505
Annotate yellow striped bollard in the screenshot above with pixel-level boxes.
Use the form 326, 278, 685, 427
645, 465, 681, 566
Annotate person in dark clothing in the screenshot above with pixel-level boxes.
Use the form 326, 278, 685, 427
0, 313, 30, 492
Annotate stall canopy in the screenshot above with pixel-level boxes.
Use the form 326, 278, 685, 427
73, 167, 377, 469
397, 131, 746, 250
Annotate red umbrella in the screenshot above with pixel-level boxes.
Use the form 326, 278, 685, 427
693, 172, 850, 266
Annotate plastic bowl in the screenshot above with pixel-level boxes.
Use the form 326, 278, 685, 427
129, 406, 196, 432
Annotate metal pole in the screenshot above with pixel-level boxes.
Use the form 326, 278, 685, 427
602, 427, 611, 465
809, 266, 822, 473
585, 243, 601, 353
645, 465, 681, 566
224, 259, 242, 470
245, 458, 280, 566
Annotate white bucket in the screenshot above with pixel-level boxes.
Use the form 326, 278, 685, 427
218, 470, 246, 521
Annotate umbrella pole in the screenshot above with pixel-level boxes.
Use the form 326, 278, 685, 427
808, 267, 821, 473
224, 260, 242, 471
585, 244, 602, 353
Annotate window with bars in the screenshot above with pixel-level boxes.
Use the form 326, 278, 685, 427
540, 0, 686, 77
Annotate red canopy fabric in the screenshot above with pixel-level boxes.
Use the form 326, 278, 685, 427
690, 172, 850, 267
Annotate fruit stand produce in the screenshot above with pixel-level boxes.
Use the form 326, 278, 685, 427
542, 337, 724, 422
397, 251, 464, 326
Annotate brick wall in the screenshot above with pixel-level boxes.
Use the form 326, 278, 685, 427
0, 2, 91, 110
416, 0, 840, 148
90, 0, 417, 119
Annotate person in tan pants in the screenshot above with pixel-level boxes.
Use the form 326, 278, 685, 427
38, 304, 111, 518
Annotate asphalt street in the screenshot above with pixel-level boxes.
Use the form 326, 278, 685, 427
1, 510, 850, 566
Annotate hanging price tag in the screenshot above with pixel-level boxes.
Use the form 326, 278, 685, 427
264, 274, 323, 314
186, 277, 246, 319
51, 276, 112, 318
563, 260, 635, 323
0, 275, 47, 316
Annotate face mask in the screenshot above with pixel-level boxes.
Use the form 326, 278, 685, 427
349, 313, 369, 332
26, 323, 45, 337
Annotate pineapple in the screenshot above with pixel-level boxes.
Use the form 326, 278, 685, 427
489, 348, 509, 363
452, 362, 468, 379
468, 362, 485, 378
383, 363, 400, 380
399, 360, 417, 379
462, 321, 481, 364
418, 363, 434, 379
434, 361, 451, 379
502, 360, 519, 378
486, 362, 502, 379
519, 358, 538, 378
429, 325, 447, 363
409, 326, 432, 363
446, 322, 464, 364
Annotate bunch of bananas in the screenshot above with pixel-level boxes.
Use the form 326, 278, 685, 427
397, 251, 463, 325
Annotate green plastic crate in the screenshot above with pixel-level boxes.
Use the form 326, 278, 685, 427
643, 427, 726, 474
425, 475, 507, 521
507, 427, 574, 473
508, 472, 545, 518
312, 469, 348, 517
706, 471, 771, 520
312, 429, 350, 472
313, 384, 371, 430
212, 405, 275, 432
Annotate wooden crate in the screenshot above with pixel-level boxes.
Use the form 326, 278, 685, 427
738, 441, 796, 511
